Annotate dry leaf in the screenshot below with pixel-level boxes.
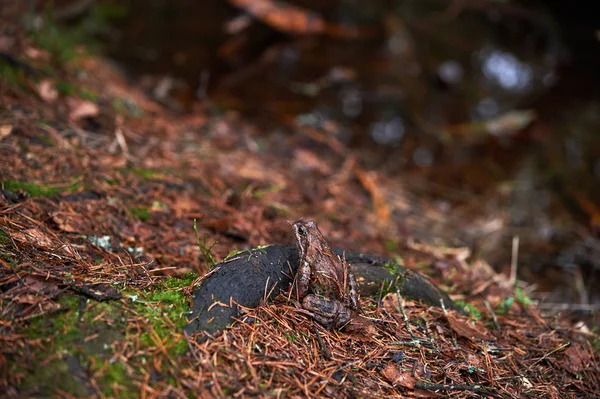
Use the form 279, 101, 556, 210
229, 0, 325, 35
381, 363, 416, 388
0, 124, 13, 140
413, 388, 442, 398
293, 149, 332, 174
37, 79, 58, 103
67, 97, 99, 121
52, 212, 87, 233
382, 292, 401, 313
353, 166, 391, 227
563, 344, 592, 374
12, 293, 48, 305
0, 35, 15, 51
24, 46, 50, 61
11, 228, 55, 249
446, 311, 494, 341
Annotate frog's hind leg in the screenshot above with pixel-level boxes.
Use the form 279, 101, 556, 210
299, 294, 351, 328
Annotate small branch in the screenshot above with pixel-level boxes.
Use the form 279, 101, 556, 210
509, 235, 519, 287
414, 381, 497, 396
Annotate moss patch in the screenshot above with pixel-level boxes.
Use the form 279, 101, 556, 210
0, 229, 10, 246
129, 167, 161, 180
383, 256, 403, 276
0, 59, 27, 88
129, 207, 150, 222
132, 274, 197, 356
1, 180, 80, 197
18, 295, 135, 396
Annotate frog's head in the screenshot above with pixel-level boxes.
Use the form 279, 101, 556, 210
292, 219, 320, 257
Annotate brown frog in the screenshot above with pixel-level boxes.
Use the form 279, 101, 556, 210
291, 220, 359, 328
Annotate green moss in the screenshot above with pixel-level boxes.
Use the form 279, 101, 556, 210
112, 98, 143, 117
2, 180, 58, 197
19, 294, 140, 396
19, 296, 83, 394
132, 277, 196, 356
103, 177, 120, 186
1, 179, 80, 197
164, 273, 197, 289
78, 88, 99, 102
20, 355, 92, 397
54, 80, 76, 96
129, 167, 160, 180
223, 248, 248, 261
52, 81, 98, 102
194, 219, 218, 268
27, 295, 81, 340
383, 257, 403, 276
28, 13, 85, 63
497, 297, 514, 315
385, 240, 399, 252
39, 134, 55, 147
0, 59, 27, 88
130, 207, 150, 222
17, 277, 198, 396
100, 361, 136, 398
515, 287, 533, 306
0, 229, 10, 246
26, 3, 128, 64
253, 184, 285, 199
454, 301, 482, 320
378, 279, 397, 297
284, 332, 297, 343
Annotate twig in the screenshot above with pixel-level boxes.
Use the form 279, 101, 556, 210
509, 235, 519, 287
311, 324, 332, 360
414, 381, 497, 396
484, 300, 501, 331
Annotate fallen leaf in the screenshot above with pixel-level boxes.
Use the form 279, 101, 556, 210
23, 277, 58, 294
12, 293, 48, 305
224, 14, 253, 34
382, 292, 401, 313
24, 46, 50, 62
172, 195, 201, 217
229, 0, 325, 35
293, 149, 332, 174
381, 363, 416, 389
52, 212, 87, 233
11, 228, 55, 249
413, 388, 442, 398
0, 124, 13, 140
353, 166, 391, 227
67, 97, 99, 121
563, 343, 592, 373
37, 79, 58, 103
11, 228, 75, 256
0, 35, 15, 51
446, 311, 494, 341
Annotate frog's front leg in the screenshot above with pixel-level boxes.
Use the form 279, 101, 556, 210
300, 294, 351, 328
346, 272, 359, 310
293, 258, 312, 300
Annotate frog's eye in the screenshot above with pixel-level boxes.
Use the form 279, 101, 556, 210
297, 225, 307, 236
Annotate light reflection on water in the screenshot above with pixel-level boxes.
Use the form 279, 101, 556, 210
481, 48, 534, 91
370, 116, 405, 146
